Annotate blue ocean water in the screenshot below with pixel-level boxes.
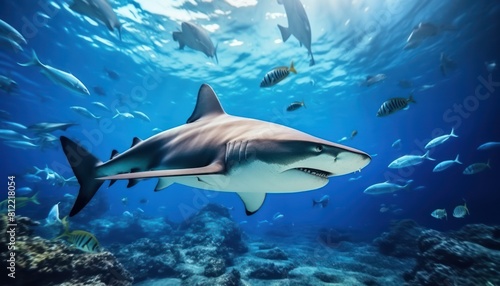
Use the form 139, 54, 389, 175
1, 0, 500, 280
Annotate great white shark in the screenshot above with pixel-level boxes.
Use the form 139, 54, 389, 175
60, 84, 370, 216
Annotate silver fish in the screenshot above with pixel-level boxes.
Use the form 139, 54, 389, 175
70, 106, 101, 120
18, 50, 90, 96
0, 19, 26, 45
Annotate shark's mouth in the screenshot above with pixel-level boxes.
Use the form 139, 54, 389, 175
296, 168, 332, 178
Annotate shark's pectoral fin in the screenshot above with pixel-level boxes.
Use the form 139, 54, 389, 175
98, 162, 225, 181
237, 192, 267, 216
155, 178, 173, 191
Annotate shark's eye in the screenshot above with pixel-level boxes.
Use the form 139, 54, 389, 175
315, 145, 323, 152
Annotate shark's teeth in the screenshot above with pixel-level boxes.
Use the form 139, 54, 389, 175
296, 168, 331, 178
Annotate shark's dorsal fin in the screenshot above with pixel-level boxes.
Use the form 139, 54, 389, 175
110, 150, 119, 159
131, 137, 142, 147
187, 84, 226, 123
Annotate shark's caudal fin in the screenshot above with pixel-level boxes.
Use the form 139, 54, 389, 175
60, 136, 104, 217
277, 25, 291, 42
172, 31, 185, 49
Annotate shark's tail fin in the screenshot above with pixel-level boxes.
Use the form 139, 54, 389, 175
214, 42, 219, 64
17, 50, 42, 67
450, 127, 458, 138
60, 136, 104, 217
277, 24, 291, 42
172, 31, 185, 49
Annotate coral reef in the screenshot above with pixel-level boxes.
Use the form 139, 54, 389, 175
0, 215, 133, 286
373, 219, 423, 258
404, 225, 500, 286
111, 203, 247, 284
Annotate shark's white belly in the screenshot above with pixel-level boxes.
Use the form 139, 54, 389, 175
171, 160, 328, 194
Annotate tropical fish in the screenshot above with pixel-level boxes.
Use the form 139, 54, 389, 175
277, 0, 315, 66
391, 139, 402, 150
425, 128, 458, 149
431, 209, 447, 220
69, 0, 122, 40
93, 86, 106, 96
0, 75, 18, 93
91, 101, 111, 112
398, 80, 413, 88
404, 22, 441, 50
348, 175, 362, 181
452, 201, 469, 218
70, 106, 101, 120
260, 61, 297, 88
57, 229, 101, 253
17, 50, 90, 96
0, 192, 39, 212
477, 142, 500, 150
273, 212, 284, 220
0, 129, 34, 141
46, 202, 62, 226
113, 109, 134, 119
28, 122, 78, 133
23, 174, 42, 183
440, 52, 457, 77
104, 67, 119, 80
123, 211, 133, 218
133, 111, 151, 122
463, 160, 491, 175
485, 61, 496, 72
388, 151, 435, 168
433, 154, 462, 172
0, 19, 27, 45
59, 84, 371, 216
286, 100, 305, 111
17, 187, 33, 195
172, 22, 218, 63
4, 140, 39, 150
360, 74, 387, 87
312, 195, 329, 208
350, 130, 358, 139
363, 180, 413, 195
377, 94, 415, 117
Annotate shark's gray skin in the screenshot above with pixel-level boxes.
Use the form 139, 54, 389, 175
18, 50, 90, 96
173, 22, 218, 63
277, 0, 315, 66
60, 84, 370, 217
70, 0, 122, 40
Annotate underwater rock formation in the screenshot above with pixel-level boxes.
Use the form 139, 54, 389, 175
0, 215, 133, 286
373, 219, 423, 258
111, 204, 247, 284
404, 225, 500, 285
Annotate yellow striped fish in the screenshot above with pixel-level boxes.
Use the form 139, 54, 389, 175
58, 229, 101, 253
0, 192, 40, 213
260, 61, 297, 88
377, 94, 416, 117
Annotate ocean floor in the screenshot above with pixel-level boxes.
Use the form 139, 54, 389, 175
2, 204, 499, 286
